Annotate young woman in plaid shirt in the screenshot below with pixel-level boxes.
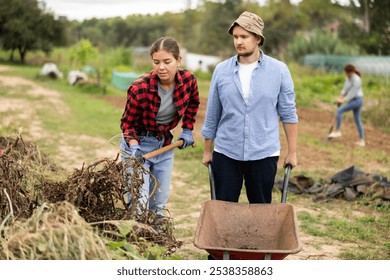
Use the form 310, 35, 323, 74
120, 37, 200, 217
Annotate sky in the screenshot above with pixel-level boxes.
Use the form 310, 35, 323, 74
43, 0, 202, 21
43, 0, 351, 21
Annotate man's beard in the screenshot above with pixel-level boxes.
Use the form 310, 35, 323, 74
237, 48, 255, 57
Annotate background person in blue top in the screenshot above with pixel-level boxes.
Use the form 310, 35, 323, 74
201, 11, 298, 204
328, 64, 365, 147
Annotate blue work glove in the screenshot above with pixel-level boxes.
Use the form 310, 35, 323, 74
130, 144, 143, 160
178, 128, 194, 149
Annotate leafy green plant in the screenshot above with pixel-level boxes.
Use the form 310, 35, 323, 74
287, 29, 360, 61
69, 39, 98, 69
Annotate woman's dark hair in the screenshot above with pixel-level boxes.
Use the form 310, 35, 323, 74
344, 63, 362, 77
149, 37, 180, 60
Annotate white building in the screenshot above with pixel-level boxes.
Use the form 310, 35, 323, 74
183, 52, 221, 72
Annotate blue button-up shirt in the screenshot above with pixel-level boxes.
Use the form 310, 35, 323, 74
201, 53, 298, 161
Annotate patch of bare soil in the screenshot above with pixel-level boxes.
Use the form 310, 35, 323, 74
292, 106, 390, 176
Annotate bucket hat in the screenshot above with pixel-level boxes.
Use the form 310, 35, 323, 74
228, 11, 266, 46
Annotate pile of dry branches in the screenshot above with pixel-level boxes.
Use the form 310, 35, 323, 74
0, 134, 181, 259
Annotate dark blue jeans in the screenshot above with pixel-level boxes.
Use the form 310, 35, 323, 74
211, 152, 279, 203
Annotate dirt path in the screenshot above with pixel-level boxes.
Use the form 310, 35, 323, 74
1, 65, 388, 260
0, 66, 118, 171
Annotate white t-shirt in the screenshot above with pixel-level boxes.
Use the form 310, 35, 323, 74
238, 61, 258, 103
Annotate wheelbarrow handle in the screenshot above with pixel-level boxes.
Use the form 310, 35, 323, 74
281, 163, 293, 203
208, 163, 217, 200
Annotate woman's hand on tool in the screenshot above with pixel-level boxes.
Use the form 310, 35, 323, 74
130, 144, 142, 159
178, 128, 194, 149
337, 95, 345, 105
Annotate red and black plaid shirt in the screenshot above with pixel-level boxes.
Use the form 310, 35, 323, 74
120, 69, 200, 146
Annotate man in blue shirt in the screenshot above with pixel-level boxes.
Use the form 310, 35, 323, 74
201, 11, 298, 203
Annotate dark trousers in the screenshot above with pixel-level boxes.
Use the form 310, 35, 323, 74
212, 152, 278, 203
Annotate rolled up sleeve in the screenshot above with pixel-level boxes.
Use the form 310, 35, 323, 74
278, 64, 298, 124
201, 68, 222, 139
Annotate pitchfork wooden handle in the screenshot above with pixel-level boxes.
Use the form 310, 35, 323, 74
142, 140, 184, 160
142, 139, 197, 161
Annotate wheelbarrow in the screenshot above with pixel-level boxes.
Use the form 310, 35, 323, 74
193, 163, 302, 260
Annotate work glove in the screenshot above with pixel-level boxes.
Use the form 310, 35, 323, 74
130, 144, 143, 161
178, 128, 194, 149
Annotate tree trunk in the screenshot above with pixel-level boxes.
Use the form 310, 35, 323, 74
18, 46, 27, 63
363, 0, 370, 33
9, 49, 15, 62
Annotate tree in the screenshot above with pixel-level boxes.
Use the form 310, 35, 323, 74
259, 0, 304, 58
354, 0, 390, 54
0, 0, 65, 62
197, 0, 244, 55
299, 0, 344, 29
337, 0, 390, 55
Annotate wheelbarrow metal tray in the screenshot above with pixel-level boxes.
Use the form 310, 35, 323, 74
194, 200, 302, 260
